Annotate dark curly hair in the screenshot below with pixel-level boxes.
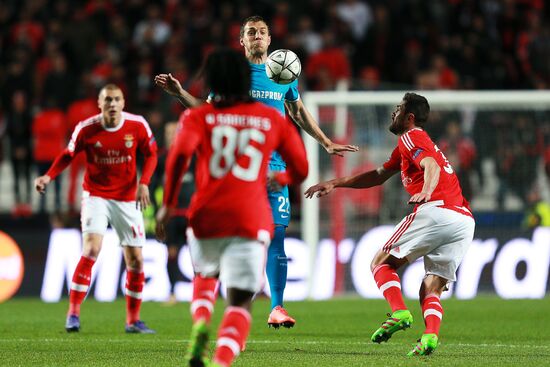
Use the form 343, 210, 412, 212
204, 47, 253, 108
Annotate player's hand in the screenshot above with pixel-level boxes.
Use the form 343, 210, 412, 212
136, 184, 151, 211
34, 175, 51, 194
154, 73, 184, 97
304, 181, 335, 199
324, 142, 359, 157
155, 205, 172, 242
408, 192, 431, 204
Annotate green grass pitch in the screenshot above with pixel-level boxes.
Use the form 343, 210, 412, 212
1, 296, 549, 366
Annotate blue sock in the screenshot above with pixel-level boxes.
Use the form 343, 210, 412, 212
266, 225, 287, 310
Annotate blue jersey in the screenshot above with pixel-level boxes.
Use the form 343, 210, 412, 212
249, 62, 300, 168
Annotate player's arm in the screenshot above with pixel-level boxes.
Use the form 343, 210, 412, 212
408, 157, 440, 204
137, 131, 159, 210
34, 151, 74, 193
304, 166, 398, 199
154, 73, 203, 108
285, 99, 359, 156
34, 129, 84, 194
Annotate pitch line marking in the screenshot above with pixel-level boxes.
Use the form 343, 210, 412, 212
1, 338, 549, 349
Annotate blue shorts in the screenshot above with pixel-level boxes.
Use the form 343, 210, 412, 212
268, 164, 290, 227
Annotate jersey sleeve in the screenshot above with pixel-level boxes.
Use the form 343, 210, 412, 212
163, 109, 203, 207
284, 80, 300, 102
66, 123, 86, 156
45, 122, 85, 179
383, 147, 401, 171
137, 118, 158, 185
399, 130, 437, 170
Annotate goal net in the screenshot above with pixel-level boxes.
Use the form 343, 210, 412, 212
300, 90, 550, 296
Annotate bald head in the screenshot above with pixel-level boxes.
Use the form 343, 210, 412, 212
98, 84, 125, 128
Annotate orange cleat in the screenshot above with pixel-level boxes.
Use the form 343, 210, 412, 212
267, 306, 296, 329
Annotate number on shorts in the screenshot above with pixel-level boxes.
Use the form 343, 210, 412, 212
278, 196, 290, 215
209, 126, 265, 181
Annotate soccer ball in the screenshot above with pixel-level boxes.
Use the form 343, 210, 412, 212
265, 49, 301, 85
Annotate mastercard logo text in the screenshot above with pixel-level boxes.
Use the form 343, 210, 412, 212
0, 231, 24, 302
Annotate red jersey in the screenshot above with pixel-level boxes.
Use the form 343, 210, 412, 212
383, 128, 472, 217
46, 112, 158, 201
164, 101, 308, 240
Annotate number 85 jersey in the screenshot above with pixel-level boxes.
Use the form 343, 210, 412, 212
383, 127, 472, 214
163, 101, 308, 240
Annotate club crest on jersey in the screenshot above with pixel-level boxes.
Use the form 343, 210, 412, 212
124, 134, 134, 148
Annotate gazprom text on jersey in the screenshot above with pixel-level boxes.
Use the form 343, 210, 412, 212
250, 90, 284, 101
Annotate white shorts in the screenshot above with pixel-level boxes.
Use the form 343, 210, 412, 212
383, 201, 475, 282
187, 228, 267, 293
81, 192, 145, 247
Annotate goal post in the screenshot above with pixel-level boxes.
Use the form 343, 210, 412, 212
301, 90, 550, 298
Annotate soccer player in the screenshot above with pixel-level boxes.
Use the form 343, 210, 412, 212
305, 93, 475, 356
155, 48, 308, 367
154, 15, 358, 328
34, 84, 158, 334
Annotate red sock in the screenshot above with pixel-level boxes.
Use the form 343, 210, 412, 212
68, 256, 95, 316
212, 307, 251, 367
191, 275, 218, 324
422, 294, 443, 335
125, 270, 144, 324
372, 264, 407, 312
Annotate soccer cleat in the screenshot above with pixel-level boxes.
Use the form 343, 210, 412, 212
407, 333, 438, 356
267, 306, 296, 329
371, 309, 413, 343
125, 320, 156, 334
185, 320, 210, 367
65, 314, 80, 332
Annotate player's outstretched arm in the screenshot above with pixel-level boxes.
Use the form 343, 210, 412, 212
34, 150, 74, 194
285, 99, 359, 157
304, 180, 336, 198
34, 175, 51, 194
305, 167, 398, 199
154, 73, 202, 108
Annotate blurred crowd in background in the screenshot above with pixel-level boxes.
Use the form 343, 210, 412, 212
0, 0, 549, 228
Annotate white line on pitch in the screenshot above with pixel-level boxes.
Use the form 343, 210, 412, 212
1, 339, 549, 349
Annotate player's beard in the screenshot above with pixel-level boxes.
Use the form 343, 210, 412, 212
389, 117, 404, 135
